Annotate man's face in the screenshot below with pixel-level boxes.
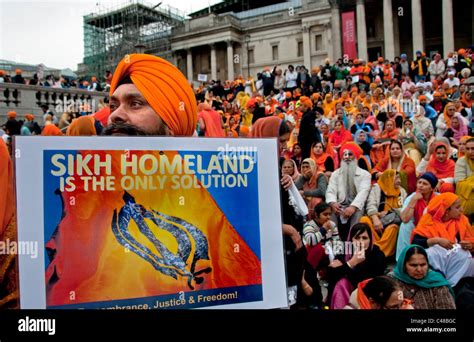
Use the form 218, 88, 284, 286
342, 149, 355, 163
107, 84, 171, 136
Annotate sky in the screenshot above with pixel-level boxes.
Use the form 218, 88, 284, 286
0, 0, 221, 70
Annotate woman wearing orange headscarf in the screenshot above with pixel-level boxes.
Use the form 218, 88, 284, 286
372, 140, 417, 194
328, 120, 353, 151
378, 119, 399, 140
360, 170, 407, 257
411, 193, 474, 287
417, 140, 455, 193
0, 140, 18, 308
435, 103, 456, 139
345, 276, 412, 309
310, 141, 335, 178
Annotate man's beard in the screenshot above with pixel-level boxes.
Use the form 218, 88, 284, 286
101, 122, 168, 136
340, 159, 358, 199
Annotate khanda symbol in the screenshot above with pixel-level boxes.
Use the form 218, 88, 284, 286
112, 192, 212, 290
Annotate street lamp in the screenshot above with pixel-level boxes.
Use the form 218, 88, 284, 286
245, 34, 251, 77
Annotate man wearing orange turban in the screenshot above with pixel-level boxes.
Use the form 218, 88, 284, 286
107, 54, 197, 136
411, 193, 474, 286
326, 142, 371, 240
44, 54, 262, 308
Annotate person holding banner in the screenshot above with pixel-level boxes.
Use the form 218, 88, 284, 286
44, 54, 264, 308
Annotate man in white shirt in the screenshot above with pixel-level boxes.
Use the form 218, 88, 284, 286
285, 65, 298, 90
444, 71, 460, 88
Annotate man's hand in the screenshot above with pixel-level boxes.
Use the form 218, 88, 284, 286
330, 202, 342, 215
280, 174, 293, 191
343, 205, 357, 218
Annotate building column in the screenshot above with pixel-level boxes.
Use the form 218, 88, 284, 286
411, 0, 424, 56
331, 3, 342, 60
383, 0, 395, 61
226, 40, 234, 81
302, 25, 311, 69
186, 48, 193, 82
210, 43, 217, 81
442, 0, 454, 57
356, 0, 368, 61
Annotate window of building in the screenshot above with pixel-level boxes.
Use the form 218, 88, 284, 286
248, 48, 255, 64
272, 45, 279, 61
315, 34, 323, 51
297, 41, 303, 57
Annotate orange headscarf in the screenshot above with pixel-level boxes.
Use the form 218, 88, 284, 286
110, 54, 197, 136
458, 135, 472, 158
249, 116, 282, 138
356, 278, 373, 309
426, 142, 455, 179
411, 193, 474, 243
7, 111, 16, 119
379, 119, 399, 140
461, 93, 473, 109
66, 116, 97, 136
310, 142, 331, 172
42, 125, 63, 136
442, 103, 456, 129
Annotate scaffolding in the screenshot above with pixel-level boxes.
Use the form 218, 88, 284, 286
83, 0, 185, 79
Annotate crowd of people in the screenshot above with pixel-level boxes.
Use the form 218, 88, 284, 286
1, 48, 474, 310
0, 68, 112, 92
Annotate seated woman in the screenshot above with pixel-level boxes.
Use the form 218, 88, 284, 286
281, 159, 300, 182
350, 113, 374, 145
398, 118, 427, 166
396, 173, 438, 261
372, 140, 417, 194
455, 137, 474, 219
345, 275, 413, 309
354, 129, 373, 168
360, 170, 407, 258
328, 120, 353, 155
390, 245, 455, 309
327, 223, 386, 309
378, 119, 399, 141
310, 141, 335, 178
444, 113, 468, 149
417, 140, 456, 193
294, 158, 328, 213
411, 193, 474, 287
303, 202, 342, 272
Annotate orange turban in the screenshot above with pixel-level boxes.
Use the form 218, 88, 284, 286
285, 91, 292, 99
110, 54, 197, 136
0, 70, 5, 76
7, 111, 16, 119
42, 125, 63, 136
339, 142, 362, 160
246, 98, 257, 109
66, 116, 97, 136
418, 95, 427, 101
249, 116, 282, 138
25, 114, 35, 121
433, 91, 442, 97
299, 96, 312, 109
15, 69, 21, 74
